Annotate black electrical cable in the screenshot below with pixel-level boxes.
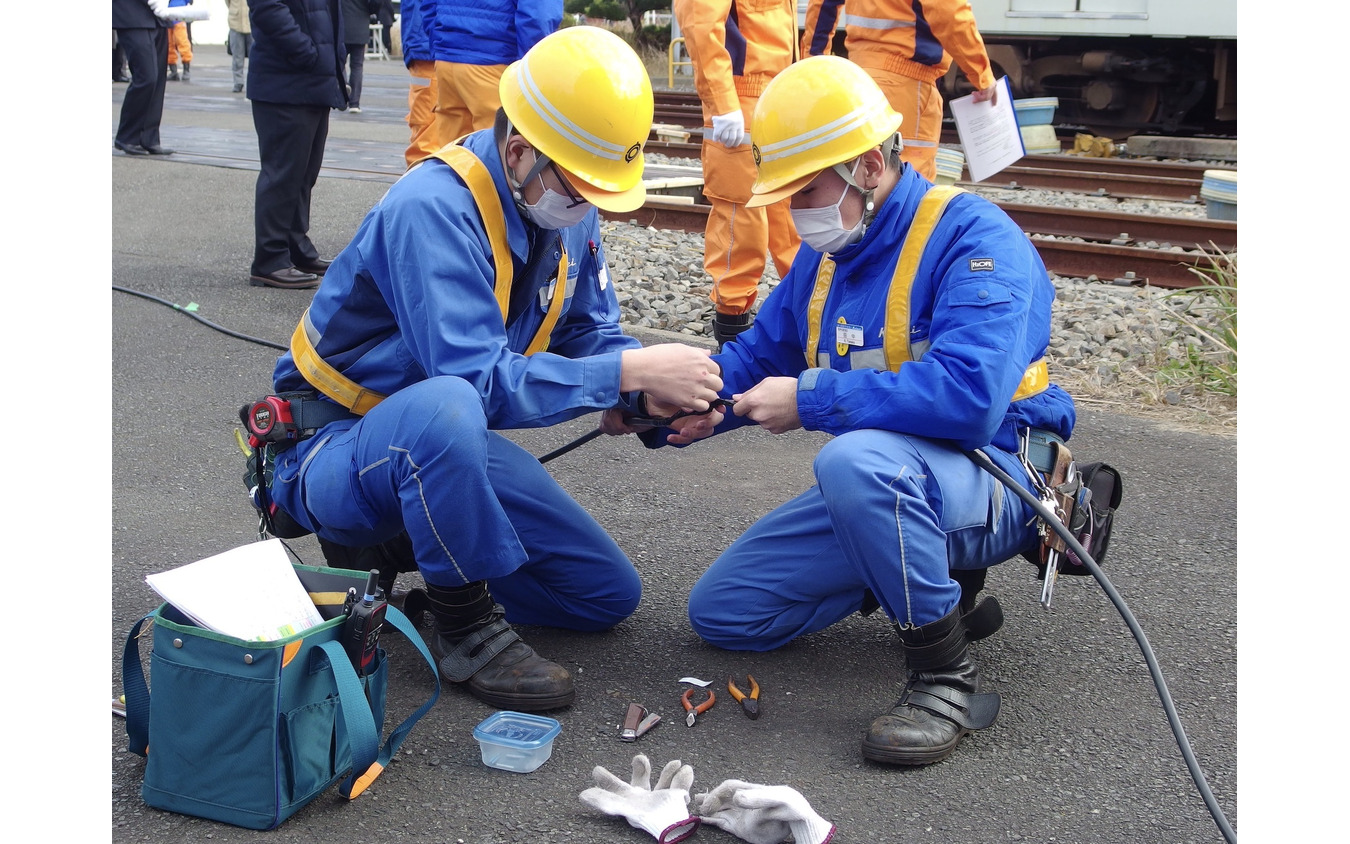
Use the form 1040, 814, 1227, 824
113, 285, 288, 351
113, 283, 606, 462
966, 448, 1237, 844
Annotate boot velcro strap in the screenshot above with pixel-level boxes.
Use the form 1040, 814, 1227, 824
901, 681, 1001, 730
436, 617, 520, 682
963, 596, 1004, 642
902, 629, 967, 670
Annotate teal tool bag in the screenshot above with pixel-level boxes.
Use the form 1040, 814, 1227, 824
120, 563, 440, 830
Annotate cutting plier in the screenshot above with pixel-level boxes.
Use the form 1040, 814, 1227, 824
628, 398, 736, 428
728, 675, 761, 720
682, 687, 716, 727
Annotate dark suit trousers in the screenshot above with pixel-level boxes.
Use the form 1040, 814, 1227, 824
114, 28, 168, 148
251, 100, 329, 275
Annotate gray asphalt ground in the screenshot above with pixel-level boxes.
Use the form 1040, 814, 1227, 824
95, 44, 1249, 844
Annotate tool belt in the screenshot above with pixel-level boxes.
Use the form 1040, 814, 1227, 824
1019, 428, 1123, 579
237, 391, 359, 539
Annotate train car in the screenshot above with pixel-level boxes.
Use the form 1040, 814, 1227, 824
954, 1, 1237, 137
792, 1, 1236, 138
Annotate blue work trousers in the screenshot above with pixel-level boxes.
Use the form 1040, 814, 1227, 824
271, 376, 641, 631
688, 430, 1040, 651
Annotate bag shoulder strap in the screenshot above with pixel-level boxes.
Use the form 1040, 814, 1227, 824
322, 606, 441, 800
121, 612, 156, 757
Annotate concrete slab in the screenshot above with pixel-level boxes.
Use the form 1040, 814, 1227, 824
1125, 135, 1238, 162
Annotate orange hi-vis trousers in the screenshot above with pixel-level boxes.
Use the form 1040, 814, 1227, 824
404, 59, 440, 168
700, 96, 800, 316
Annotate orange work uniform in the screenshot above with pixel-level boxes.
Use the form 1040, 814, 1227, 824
166, 22, 193, 67
674, 0, 800, 319
801, 0, 995, 180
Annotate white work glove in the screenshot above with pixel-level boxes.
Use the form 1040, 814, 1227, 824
692, 780, 836, 844
579, 754, 700, 844
147, 0, 170, 19
710, 110, 747, 148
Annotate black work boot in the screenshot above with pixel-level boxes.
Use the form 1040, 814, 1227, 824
950, 567, 1003, 641
863, 606, 1000, 765
712, 311, 753, 351
167, 64, 180, 81
181, 60, 191, 81
426, 582, 575, 711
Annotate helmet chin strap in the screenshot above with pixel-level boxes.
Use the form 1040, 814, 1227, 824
502, 119, 553, 210
831, 134, 901, 234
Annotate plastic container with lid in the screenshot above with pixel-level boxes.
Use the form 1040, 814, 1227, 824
1013, 97, 1058, 127
472, 711, 562, 773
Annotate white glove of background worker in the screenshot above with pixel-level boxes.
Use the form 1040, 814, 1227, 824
692, 780, 836, 844
710, 110, 747, 148
146, 0, 171, 19
579, 754, 700, 844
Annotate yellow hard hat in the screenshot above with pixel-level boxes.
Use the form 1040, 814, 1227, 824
500, 26, 654, 213
747, 56, 903, 208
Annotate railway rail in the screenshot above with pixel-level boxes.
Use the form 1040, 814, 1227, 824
647, 92, 1234, 288
604, 197, 1233, 290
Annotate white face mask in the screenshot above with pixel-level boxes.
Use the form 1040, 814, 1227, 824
523, 186, 591, 230
790, 167, 863, 253
512, 148, 592, 229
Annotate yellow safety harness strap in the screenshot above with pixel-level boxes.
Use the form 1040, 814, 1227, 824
524, 246, 569, 356
427, 144, 513, 316
804, 184, 1047, 401
291, 313, 387, 415
883, 185, 964, 369
803, 258, 838, 368
291, 143, 566, 414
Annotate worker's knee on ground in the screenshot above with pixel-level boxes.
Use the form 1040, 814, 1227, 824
583, 576, 642, 631
687, 580, 777, 651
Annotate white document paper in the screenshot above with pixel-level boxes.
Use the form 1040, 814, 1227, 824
146, 539, 326, 642
948, 77, 1024, 183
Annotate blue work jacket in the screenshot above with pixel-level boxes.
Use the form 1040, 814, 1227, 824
712, 165, 1076, 454
415, 0, 560, 66
273, 128, 641, 429
399, 0, 431, 63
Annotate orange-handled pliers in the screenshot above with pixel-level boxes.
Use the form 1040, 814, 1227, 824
728, 675, 761, 720
682, 687, 715, 727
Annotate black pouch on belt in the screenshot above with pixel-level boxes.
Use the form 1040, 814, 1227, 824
1061, 462, 1123, 573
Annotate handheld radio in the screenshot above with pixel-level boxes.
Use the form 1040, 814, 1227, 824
342, 569, 387, 676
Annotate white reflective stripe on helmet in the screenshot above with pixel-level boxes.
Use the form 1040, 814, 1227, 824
757, 93, 890, 165
518, 60, 628, 163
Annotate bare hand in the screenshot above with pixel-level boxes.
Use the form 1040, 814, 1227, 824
733, 377, 801, 435
620, 344, 723, 412
599, 407, 640, 435
639, 395, 725, 444
971, 82, 999, 106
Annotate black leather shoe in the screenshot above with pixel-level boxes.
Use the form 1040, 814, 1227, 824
294, 257, 332, 276
249, 267, 320, 289
114, 141, 149, 155
144, 145, 175, 156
